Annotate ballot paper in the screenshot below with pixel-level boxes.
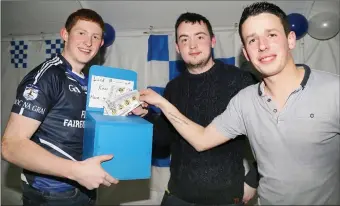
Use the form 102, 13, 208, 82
88, 75, 142, 116
103, 90, 142, 116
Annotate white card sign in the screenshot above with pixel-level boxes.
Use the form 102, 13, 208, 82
88, 75, 134, 109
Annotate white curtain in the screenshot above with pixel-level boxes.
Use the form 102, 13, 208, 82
1, 29, 339, 205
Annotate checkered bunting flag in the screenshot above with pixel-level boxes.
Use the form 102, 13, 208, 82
10, 40, 28, 68
45, 39, 64, 60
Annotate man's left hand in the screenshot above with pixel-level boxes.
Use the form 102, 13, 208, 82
242, 182, 256, 204
129, 103, 148, 117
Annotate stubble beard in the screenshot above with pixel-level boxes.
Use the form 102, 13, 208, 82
186, 53, 212, 71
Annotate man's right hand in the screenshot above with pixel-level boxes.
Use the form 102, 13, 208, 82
70, 155, 119, 190
139, 89, 167, 108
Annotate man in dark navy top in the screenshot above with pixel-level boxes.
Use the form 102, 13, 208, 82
1, 9, 147, 206
12, 54, 91, 192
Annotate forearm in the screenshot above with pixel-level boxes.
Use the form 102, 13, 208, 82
140, 89, 230, 151
2, 138, 77, 180
159, 101, 208, 151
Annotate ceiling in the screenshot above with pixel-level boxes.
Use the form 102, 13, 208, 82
1, 0, 339, 38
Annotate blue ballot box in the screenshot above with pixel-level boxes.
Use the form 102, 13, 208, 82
83, 65, 153, 180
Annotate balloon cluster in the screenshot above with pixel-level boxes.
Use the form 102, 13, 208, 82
287, 12, 340, 40
103, 23, 115, 47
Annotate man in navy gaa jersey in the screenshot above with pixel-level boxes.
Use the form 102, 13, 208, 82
2, 9, 147, 206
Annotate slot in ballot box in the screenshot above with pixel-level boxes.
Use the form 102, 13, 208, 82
83, 65, 153, 180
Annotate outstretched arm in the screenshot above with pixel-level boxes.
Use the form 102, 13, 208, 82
156, 100, 229, 151
139, 89, 246, 151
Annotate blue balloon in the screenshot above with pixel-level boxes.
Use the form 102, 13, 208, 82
103, 23, 115, 47
287, 13, 308, 40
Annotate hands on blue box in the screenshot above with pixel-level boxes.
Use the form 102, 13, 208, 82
82, 102, 151, 186
72, 154, 119, 190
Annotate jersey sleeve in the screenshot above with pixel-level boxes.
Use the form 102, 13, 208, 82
11, 67, 61, 122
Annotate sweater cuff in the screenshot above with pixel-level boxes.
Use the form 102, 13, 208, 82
244, 161, 259, 188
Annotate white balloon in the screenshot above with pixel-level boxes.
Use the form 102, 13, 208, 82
308, 12, 340, 40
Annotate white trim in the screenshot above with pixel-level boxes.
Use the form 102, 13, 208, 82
71, 71, 85, 79
39, 138, 76, 161
19, 108, 24, 115
33, 57, 59, 84
66, 76, 77, 82
33, 56, 62, 85
21, 173, 29, 184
